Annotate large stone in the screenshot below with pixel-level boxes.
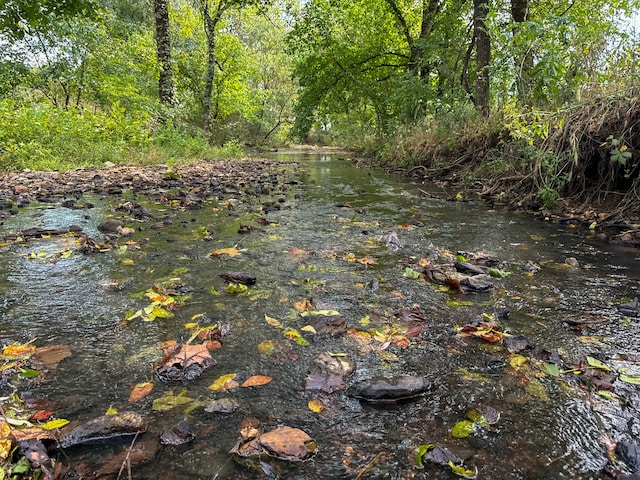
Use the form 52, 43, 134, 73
59, 411, 145, 448
349, 375, 430, 403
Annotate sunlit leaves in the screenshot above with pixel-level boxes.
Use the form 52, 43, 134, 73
2, 343, 36, 359
40, 418, 70, 430
209, 373, 239, 392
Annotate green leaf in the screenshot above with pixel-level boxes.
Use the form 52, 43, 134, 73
619, 373, 640, 385
151, 307, 174, 319
544, 363, 560, 377
466, 410, 488, 426
300, 310, 341, 317
12, 456, 30, 474
152, 391, 194, 411
488, 268, 510, 278
17, 368, 39, 379
451, 420, 474, 438
448, 461, 478, 479
586, 356, 611, 372
403, 267, 421, 279
415, 443, 434, 469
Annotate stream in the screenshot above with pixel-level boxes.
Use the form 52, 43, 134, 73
1, 151, 640, 479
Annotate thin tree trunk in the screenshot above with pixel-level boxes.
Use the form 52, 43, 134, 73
511, 0, 532, 105
154, 0, 174, 108
474, 0, 490, 116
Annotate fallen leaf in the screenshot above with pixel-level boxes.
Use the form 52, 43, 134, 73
264, 315, 282, 327
152, 391, 194, 412
129, 382, 154, 403
241, 375, 273, 387
210, 245, 242, 257
294, 299, 313, 312
209, 373, 239, 392
40, 419, 70, 430
3, 343, 36, 358
308, 399, 324, 413
357, 257, 376, 265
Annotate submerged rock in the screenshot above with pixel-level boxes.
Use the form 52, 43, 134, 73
59, 411, 145, 448
349, 375, 430, 403
231, 426, 317, 462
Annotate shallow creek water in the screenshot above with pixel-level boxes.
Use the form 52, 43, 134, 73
1, 152, 640, 479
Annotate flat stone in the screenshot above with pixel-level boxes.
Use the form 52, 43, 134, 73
349, 375, 429, 403
59, 411, 145, 448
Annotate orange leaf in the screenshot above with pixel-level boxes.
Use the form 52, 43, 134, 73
294, 299, 313, 312
128, 382, 154, 403
357, 257, 376, 265
308, 399, 324, 413
241, 375, 273, 387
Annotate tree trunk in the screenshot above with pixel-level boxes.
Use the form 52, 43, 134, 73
154, 0, 174, 108
201, 0, 228, 137
474, 0, 490, 116
409, 0, 440, 77
511, 0, 533, 105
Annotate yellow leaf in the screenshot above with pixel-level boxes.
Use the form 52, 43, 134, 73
105, 406, 118, 415
294, 299, 313, 312
509, 354, 528, 370
209, 373, 238, 392
308, 399, 324, 413
301, 325, 317, 334
40, 418, 70, 430
210, 245, 242, 257
241, 375, 273, 387
3, 343, 36, 358
0, 438, 11, 461
184, 322, 199, 330
264, 315, 282, 327
122, 258, 135, 265
344, 253, 356, 261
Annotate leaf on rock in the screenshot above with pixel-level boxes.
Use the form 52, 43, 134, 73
209, 373, 239, 392
451, 420, 475, 438
241, 375, 273, 387
156, 343, 215, 381
40, 418, 70, 430
449, 461, 478, 479
415, 443, 434, 468
129, 382, 154, 403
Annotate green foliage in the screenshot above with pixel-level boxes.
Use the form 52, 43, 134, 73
605, 135, 632, 166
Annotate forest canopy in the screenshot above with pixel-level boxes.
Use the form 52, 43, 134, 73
0, 0, 639, 200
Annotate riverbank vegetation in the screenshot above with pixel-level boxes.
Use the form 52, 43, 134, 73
1, 0, 640, 221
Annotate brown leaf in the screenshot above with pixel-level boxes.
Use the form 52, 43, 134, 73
241, 375, 273, 388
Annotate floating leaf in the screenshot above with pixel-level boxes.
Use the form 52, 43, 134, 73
308, 399, 324, 413
300, 310, 341, 317
40, 418, 70, 430
17, 368, 39, 379
209, 373, 239, 392
129, 382, 154, 403
3, 343, 36, 358
451, 420, 474, 438
586, 356, 611, 372
105, 406, 118, 415
151, 306, 174, 319
488, 268, 510, 278
283, 328, 309, 346
415, 443, 434, 468
509, 355, 528, 370
226, 283, 249, 294
241, 375, 273, 387
449, 461, 478, 479
619, 373, 640, 385
210, 245, 243, 257
544, 363, 560, 377
264, 315, 282, 327
403, 267, 421, 279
